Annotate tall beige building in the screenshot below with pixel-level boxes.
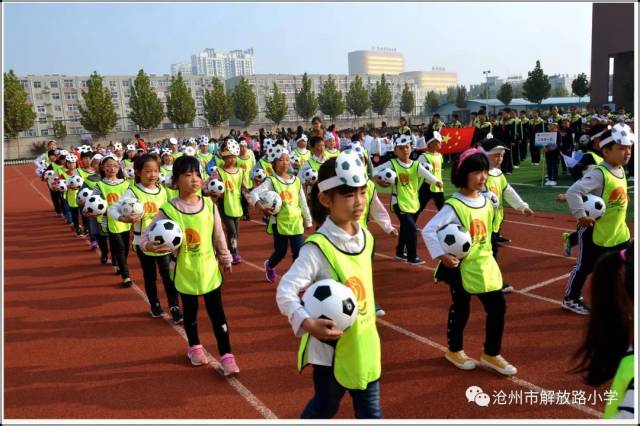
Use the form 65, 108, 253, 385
348, 48, 404, 75
400, 69, 458, 94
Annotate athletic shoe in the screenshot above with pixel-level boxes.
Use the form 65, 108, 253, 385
480, 353, 517, 376
497, 235, 511, 244
532, 162, 540, 166
501, 283, 514, 293
375, 304, 386, 318
150, 302, 164, 318
100, 255, 108, 264
231, 255, 242, 265
169, 306, 183, 324
220, 353, 240, 376
445, 350, 476, 370
264, 260, 276, 283
187, 345, 208, 366
113, 267, 121, 275
547, 180, 557, 186
120, 277, 132, 288
561, 297, 591, 315
407, 258, 426, 266
395, 253, 408, 262
513, 165, 520, 169
90, 241, 99, 250
562, 232, 572, 257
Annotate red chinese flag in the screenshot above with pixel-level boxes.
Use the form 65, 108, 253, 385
439, 127, 474, 154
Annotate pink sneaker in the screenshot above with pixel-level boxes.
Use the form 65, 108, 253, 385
187, 345, 208, 366
232, 255, 242, 265
220, 353, 240, 376
90, 241, 99, 250
264, 260, 276, 283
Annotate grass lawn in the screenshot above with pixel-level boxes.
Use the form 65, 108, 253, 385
375, 157, 635, 221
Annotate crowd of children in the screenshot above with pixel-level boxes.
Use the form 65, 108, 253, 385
34, 108, 634, 419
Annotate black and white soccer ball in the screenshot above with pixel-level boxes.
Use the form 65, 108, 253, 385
123, 166, 135, 179
205, 179, 225, 196
290, 153, 301, 168
582, 194, 606, 219
374, 168, 397, 185
437, 223, 472, 259
43, 170, 57, 181
250, 168, 267, 182
301, 279, 358, 332
55, 179, 68, 192
183, 146, 197, 157
119, 199, 144, 217
148, 219, 183, 251
258, 190, 282, 215
83, 195, 107, 216
76, 187, 93, 205
205, 161, 218, 176
67, 175, 84, 189
302, 168, 318, 185
35, 166, 46, 177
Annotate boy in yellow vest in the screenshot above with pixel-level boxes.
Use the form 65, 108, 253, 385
562, 124, 633, 315
416, 130, 445, 217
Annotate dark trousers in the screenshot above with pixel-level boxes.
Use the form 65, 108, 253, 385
218, 201, 240, 256
69, 206, 81, 232
82, 215, 94, 239
135, 247, 178, 308
301, 365, 382, 419
49, 189, 62, 214
108, 231, 130, 279
393, 204, 419, 261
97, 233, 110, 261
501, 145, 514, 174
545, 150, 559, 181
445, 268, 506, 356
62, 199, 73, 224
511, 140, 521, 166
519, 138, 528, 162
491, 231, 500, 259
241, 196, 250, 219
417, 184, 445, 217
267, 226, 304, 268
529, 141, 541, 164
564, 227, 629, 300
180, 288, 231, 356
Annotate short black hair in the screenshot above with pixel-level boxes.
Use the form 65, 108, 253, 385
308, 157, 360, 225
451, 152, 490, 188
477, 110, 485, 116
48, 149, 57, 157
309, 135, 323, 147
133, 153, 160, 184
171, 155, 202, 185
80, 151, 93, 160
433, 113, 440, 118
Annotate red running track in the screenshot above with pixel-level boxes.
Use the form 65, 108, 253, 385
4, 164, 624, 419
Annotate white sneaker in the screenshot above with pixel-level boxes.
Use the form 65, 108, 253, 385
547, 180, 557, 186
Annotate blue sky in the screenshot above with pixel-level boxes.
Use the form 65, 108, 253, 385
4, 2, 593, 86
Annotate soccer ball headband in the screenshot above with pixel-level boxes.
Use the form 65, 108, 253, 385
317, 150, 368, 193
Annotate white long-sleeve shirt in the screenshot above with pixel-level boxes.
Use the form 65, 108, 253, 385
565, 161, 624, 219
276, 217, 365, 366
248, 174, 312, 228
421, 192, 487, 260
488, 168, 530, 211
368, 191, 395, 234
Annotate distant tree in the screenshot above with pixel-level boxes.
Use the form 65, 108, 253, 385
345, 75, 371, 118
370, 74, 392, 117
231, 77, 258, 126
79, 71, 118, 138
522, 60, 551, 104
497, 83, 513, 106
53, 120, 67, 140
264, 82, 288, 126
317, 75, 345, 120
203, 77, 233, 128
446, 86, 456, 103
294, 73, 318, 121
571, 73, 590, 106
4, 70, 36, 139
552, 86, 569, 97
424, 91, 439, 115
166, 72, 196, 128
400, 83, 415, 115
455, 85, 467, 108
129, 69, 164, 130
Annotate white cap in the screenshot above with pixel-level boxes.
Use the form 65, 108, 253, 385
169, 137, 178, 145
91, 154, 104, 162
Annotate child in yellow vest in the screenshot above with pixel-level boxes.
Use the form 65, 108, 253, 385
92, 155, 134, 287
421, 148, 517, 376
141, 155, 238, 375
249, 146, 312, 283
120, 153, 182, 323
562, 124, 633, 315
211, 138, 249, 265
60, 155, 83, 235
236, 139, 256, 221
323, 132, 340, 159
276, 150, 382, 419
573, 244, 634, 419
374, 134, 442, 265
416, 130, 445, 217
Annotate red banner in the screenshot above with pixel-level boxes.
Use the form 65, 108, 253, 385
439, 127, 474, 154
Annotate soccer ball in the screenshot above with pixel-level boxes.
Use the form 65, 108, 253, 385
67, 175, 84, 189
289, 153, 301, 168
119, 199, 144, 217
123, 166, 135, 179
43, 170, 57, 181
205, 179, 225, 196
205, 160, 218, 176
374, 168, 397, 186
183, 146, 197, 157
77, 187, 93, 205
250, 168, 267, 182
35, 166, 46, 177
302, 168, 318, 185
56, 179, 68, 192
83, 195, 107, 216
160, 171, 173, 186
582, 194, 606, 219
258, 191, 282, 215
418, 156, 433, 173
437, 223, 472, 259
148, 219, 183, 251
301, 279, 358, 332
481, 190, 500, 210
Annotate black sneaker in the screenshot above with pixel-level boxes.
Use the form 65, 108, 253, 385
169, 306, 183, 324
407, 258, 426, 266
121, 277, 133, 288
497, 235, 511, 245
395, 253, 408, 262
375, 304, 386, 318
501, 283, 514, 293
100, 256, 108, 265
561, 297, 591, 315
150, 302, 164, 318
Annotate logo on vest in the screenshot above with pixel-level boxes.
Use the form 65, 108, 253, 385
469, 219, 488, 244
280, 190, 293, 203
398, 173, 410, 185
143, 201, 158, 215
488, 186, 499, 198
106, 193, 120, 204
266, 167, 273, 175
608, 187, 627, 207
224, 179, 235, 192
184, 228, 201, 252
345, 276, 367, 315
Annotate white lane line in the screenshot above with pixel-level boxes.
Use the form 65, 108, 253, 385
15, 167, 56, 206
510, 290, 562, 306
500, 218, 575, 232
20, 175, 278, 420
519, 273, 571, 293
377, 319, 602, 419
502, 244, 576, 260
